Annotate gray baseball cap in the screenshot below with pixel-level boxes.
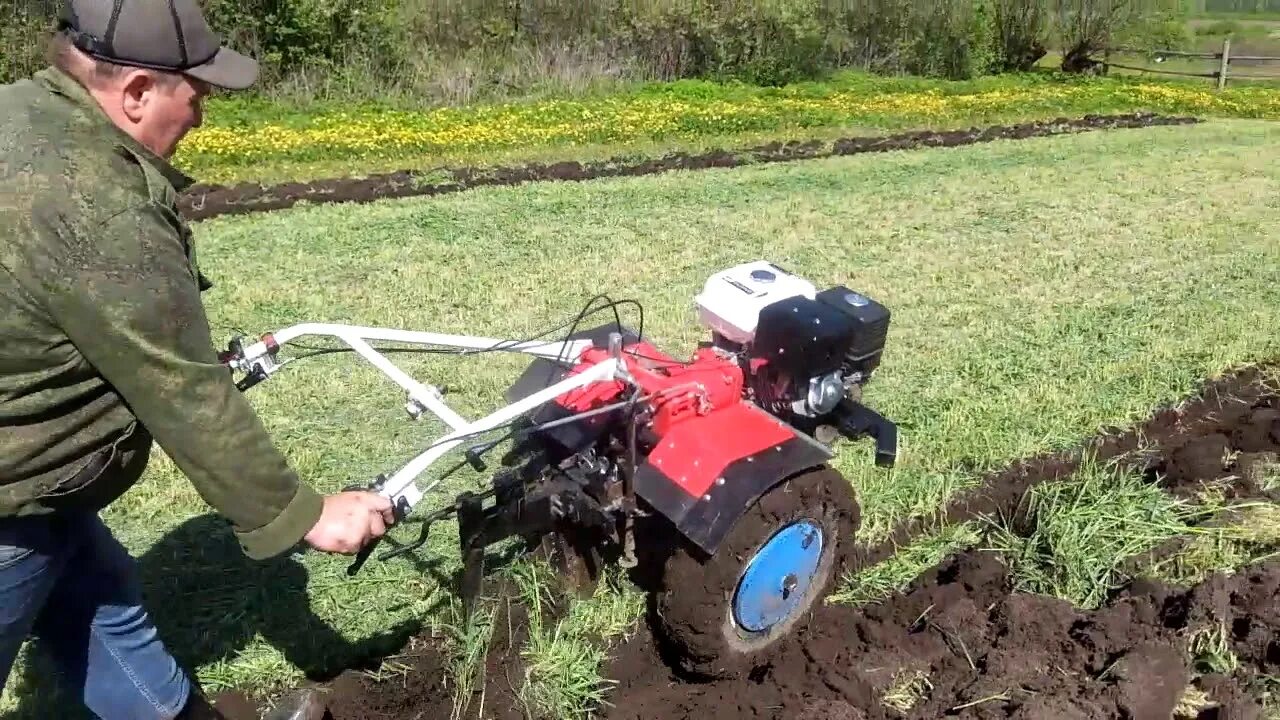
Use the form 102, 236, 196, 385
57, 0, 258, 90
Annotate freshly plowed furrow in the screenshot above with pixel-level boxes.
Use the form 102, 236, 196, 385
179, 113, 1199, 221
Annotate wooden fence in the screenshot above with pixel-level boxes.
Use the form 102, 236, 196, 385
1099, 38, 1280, 89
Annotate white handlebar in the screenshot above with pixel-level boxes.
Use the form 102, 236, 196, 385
231, 323, 626, 514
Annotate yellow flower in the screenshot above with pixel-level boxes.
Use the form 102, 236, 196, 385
177, 79, 1280, 173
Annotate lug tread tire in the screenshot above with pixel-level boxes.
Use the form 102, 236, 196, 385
652, 465, 860, 679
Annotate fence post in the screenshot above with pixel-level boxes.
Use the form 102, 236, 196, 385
1218, 37, 1231, 91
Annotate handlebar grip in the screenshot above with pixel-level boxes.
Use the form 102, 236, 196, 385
235, 366, 268, 393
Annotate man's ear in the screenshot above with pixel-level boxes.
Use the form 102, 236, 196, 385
119, 70, 157, 124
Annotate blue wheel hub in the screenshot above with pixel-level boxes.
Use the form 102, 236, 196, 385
732, 520, 825, 634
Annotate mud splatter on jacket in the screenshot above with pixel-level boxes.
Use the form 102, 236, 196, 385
0, 67, 322, 559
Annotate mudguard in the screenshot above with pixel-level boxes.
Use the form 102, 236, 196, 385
632, 401, 834, 556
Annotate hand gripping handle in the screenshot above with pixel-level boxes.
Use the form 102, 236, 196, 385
342, 478, 408, 576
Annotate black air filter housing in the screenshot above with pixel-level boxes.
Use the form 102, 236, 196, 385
752, 296, 856, 378
815, 286, 890, 377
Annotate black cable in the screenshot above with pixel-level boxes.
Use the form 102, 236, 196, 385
624, 349, 694, 367
538, 294, 632, 386
555, 294, 618, 367
605, 296, 641, 340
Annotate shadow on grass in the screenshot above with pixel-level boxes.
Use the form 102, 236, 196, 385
4, 513, 428, 719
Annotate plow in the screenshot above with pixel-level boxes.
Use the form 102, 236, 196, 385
219, 261, 899, 678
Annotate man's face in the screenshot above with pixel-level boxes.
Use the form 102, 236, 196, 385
148, 74, 210, 158
108, 70, 211, 159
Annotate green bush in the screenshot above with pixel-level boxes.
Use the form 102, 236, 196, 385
818, 0, 1002, 79
0, 0, 1193, 102
200, 0, 404, 79
682, 1, 831, 86
989, 0, 1053, 71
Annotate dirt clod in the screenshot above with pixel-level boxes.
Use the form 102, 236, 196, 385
605, 552, 1280, 720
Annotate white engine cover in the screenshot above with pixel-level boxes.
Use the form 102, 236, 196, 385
695, 261, 818, 344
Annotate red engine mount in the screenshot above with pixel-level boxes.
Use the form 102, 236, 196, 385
552, 342, 797, 499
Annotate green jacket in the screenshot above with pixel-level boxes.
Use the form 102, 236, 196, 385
0, 67, 323, 559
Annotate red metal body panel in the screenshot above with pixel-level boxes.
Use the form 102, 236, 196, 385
552, 342, 797, 499
644, 403, 795, 498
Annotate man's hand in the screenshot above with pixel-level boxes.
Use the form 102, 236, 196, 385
303, 491, 395, 554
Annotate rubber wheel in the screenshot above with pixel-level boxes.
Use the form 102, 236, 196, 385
651, 465, 860, 679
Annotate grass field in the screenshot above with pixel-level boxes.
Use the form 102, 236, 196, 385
4, 114, 1280, 717
179, 70, 1280, 186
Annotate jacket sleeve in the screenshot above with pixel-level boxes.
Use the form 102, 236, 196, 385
27, 197, 324, 560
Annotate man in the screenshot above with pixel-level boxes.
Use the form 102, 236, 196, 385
0, 1, 396, 718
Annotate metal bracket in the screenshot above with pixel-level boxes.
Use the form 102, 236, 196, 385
405, 397, 427, 420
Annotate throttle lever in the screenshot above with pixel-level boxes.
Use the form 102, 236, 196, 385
235, 366, 269, 392
346, 495, 409, 576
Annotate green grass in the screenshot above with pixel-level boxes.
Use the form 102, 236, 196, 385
512, 562, 644, 720
434, 556, 645, 720
6, 118, 1280, 717
178, 69, 1280, 186
1149, 502, 1280, 585
1189, 621, 1241, 675
439, 598, 500, 720
827, 522, 983, 606
985, 456, 1204, 608
985, 452, 1280, 608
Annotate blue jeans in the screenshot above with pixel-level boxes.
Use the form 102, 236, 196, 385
0, 510, 191, 719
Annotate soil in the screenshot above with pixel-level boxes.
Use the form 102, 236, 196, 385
211, 363, 1280, 720
209, 593, 537, 720
320, 591, 538, 720
318, 640, 456, 720
176, 113, 1200, 221
602, 552, 1280, 720
595, 364, 1280, 720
